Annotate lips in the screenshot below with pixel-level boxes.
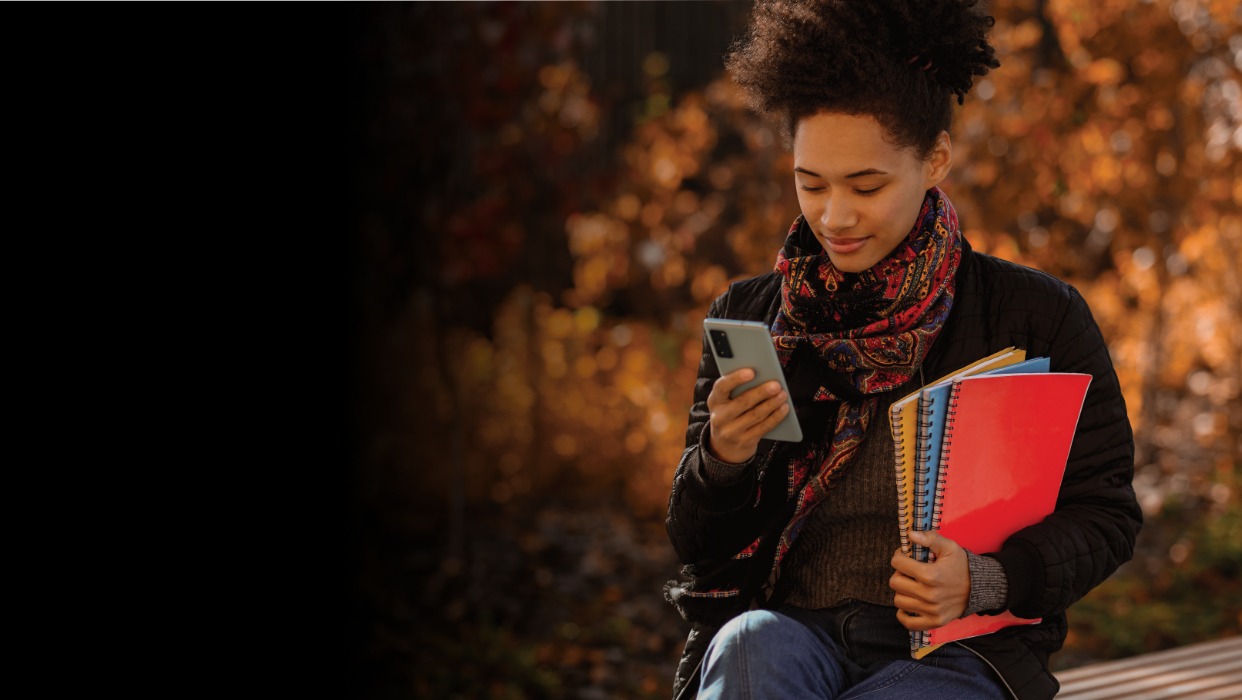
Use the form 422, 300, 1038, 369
824, 236, 871, 254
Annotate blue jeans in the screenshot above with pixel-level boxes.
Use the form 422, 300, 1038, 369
699, 601, 1008, 699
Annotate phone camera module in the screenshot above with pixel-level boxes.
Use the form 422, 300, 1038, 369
709, 329, 733, 358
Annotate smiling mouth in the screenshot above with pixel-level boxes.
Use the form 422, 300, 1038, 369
823, 236, 871, 254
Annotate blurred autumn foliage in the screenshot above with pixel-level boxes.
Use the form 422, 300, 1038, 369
348, 1, 1242, 698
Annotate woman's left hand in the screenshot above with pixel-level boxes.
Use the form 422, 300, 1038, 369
889, 530, 971, 630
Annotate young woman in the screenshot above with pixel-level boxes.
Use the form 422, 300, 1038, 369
663, 2, 1142, 699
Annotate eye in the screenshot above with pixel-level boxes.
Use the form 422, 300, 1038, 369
856, 186, 883, 195
800, 185, 826, 192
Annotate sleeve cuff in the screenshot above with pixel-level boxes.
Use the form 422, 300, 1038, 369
962, 550, 1009, 617
697, 425, 758, 485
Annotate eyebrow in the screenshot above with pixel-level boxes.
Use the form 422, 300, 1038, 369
793, 166, 889, 179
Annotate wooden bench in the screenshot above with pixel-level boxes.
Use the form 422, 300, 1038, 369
1054, 636, 1242, 699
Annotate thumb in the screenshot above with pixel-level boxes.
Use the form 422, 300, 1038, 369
911, 529, 956, 555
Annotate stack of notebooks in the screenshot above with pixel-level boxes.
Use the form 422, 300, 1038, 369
889, 347, 1092, 658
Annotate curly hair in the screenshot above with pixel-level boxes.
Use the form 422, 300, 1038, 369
726, 0, 999, 157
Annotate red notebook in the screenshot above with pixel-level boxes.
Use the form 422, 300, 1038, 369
915, 372, 1092, 656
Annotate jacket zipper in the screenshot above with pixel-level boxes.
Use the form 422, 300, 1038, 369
955, 641, 1019, 700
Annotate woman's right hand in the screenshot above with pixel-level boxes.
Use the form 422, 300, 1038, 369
706, 368, 791, 464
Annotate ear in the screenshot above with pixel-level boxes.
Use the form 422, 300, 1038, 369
924, 131, 953, 188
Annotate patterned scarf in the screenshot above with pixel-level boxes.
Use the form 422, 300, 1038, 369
749, 186, 962, 570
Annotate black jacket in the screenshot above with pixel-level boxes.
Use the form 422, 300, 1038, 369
665, 242, 1142, 699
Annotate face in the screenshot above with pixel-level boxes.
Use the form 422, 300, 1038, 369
792, 112, 953, 273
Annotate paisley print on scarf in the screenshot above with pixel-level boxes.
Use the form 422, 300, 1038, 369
736, 186, 962, 570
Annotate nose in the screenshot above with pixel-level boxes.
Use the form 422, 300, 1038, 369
821, 196, 857, 234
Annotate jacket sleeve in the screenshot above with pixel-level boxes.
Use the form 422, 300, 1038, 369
990, 286, 1143, 619
665, 293, 781, 567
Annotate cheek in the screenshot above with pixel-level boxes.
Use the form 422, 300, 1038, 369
880, 189, 925, 235
795, 191, 817, 218
882, 201, 912, 231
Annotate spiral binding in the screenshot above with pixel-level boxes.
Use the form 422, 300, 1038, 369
891, 407, 912, 555
930, 388, 959, 533
912, 394, 936, 563
896, 388, 938, 658
913, 384, 963, 654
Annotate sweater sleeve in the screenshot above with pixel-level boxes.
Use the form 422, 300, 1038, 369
990, 286, 1143, 619
963, 551, 1009, 617
698, 424, 763, 485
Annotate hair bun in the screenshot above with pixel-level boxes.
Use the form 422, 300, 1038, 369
898, 0, 1000, 104
727, 0, 1001, 154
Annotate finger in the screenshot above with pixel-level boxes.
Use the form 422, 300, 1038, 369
720, 381, 785, 422
895, 587, 955, 625
895, 578, 963, 627
890, 550, 927, 579
724, 399, 786, 448
711, 395, 785, 450
708, 368, 756, 406
894, 596, 934, 618
902, 603, 955, 629
911, 530, 961, 559
888, 572, 937, 609
894, 595, 936, 622
737, 399, 791, 441
896, 607, 941, 631
708, 377, 763, 429
894, 548, 949, 587
714, 382, 783, 426
745, 389, 790, 421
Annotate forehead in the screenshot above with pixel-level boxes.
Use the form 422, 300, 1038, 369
793, 112, 917, 173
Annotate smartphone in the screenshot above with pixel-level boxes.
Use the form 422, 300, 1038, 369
702, 318, 803, 442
